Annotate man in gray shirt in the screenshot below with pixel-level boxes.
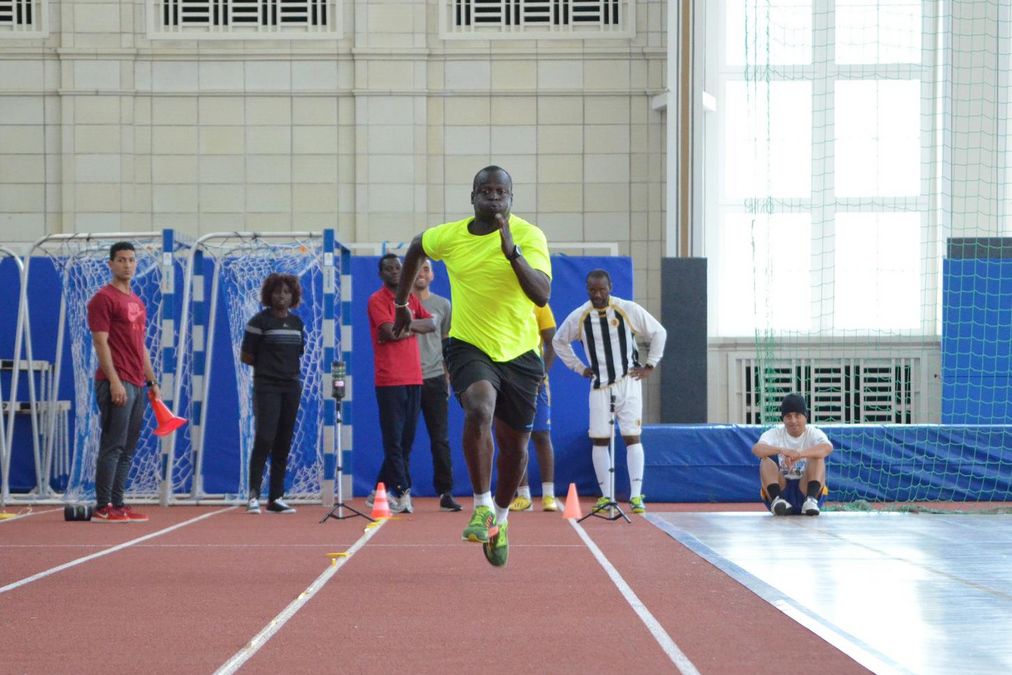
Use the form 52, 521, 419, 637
412, 258, 462, 511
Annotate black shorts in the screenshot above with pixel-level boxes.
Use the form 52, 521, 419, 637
445, 338, 544, 432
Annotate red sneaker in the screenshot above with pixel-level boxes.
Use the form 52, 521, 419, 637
92, 504, 129, 522
119, 505, 149, 522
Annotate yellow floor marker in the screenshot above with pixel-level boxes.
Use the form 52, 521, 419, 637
325, 552, 349, 566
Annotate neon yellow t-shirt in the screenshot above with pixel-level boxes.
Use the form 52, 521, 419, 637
422, 214, 552, 362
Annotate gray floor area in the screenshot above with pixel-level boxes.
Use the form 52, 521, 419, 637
647, 512, 1012, 675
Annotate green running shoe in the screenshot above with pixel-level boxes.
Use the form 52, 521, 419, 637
594, 496, 611, 512
482, 519, 509, 567
462, 505, 496, 543
630, 495, 647, 514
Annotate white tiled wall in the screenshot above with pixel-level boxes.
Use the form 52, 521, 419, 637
0, 0, 669, 419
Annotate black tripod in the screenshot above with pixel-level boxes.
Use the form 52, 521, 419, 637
321, 361, 373, 523
580, 392, 630, 523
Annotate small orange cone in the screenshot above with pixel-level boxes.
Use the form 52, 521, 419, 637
371, 482, 391, 519
148, 389, 188, 437
562, 482, 583, 519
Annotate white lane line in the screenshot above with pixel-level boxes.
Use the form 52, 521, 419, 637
214, 519, 387, 675
0, 507, 235, 595
569, 520, 701, 675
0, 507, 62, 523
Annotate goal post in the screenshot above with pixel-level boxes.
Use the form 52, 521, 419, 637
20, 231, 189, 504
169, 230, 350, 505
0, 245, 28, 510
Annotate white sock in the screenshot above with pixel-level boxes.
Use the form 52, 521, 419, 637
627, 443, 645, 499
592, 445, 612, 499
473, 491, 493, 508
541, 482, 555, 498
517, 485, 531, 499
494, 503, 510, 524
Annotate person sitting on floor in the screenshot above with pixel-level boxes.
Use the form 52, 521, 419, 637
752, 393, 833, 516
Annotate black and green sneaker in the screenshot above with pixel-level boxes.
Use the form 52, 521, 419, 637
482, 519, 509, 568
462, 505, 495, 543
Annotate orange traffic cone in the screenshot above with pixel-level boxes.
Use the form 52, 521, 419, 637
148, 389, 188, 437
371, 482, 392, 519
562, 482, 583, 519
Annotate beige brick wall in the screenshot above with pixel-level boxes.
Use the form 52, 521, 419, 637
0, 0, 669, 420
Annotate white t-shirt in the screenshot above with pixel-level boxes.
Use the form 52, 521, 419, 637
756, 425, 830, 480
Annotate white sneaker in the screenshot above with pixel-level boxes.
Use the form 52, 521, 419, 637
247, 498, 261, 514
802, 496, 821, 516
388, 490, 411, 514
365, 491, 375, 508
770, 495, 792, 516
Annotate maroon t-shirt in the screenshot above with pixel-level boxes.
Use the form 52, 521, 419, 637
368, 285, 430, 387
87, 284, 148, 386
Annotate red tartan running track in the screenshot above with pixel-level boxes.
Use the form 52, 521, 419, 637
0, 501, 868, 674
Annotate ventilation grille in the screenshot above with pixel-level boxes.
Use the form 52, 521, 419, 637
0, 0, 43, 33
443, 0, 633, 38
151, 0, 339, 38
739, 356, 920, 424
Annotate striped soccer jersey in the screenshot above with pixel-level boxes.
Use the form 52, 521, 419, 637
553, 296, 667, 390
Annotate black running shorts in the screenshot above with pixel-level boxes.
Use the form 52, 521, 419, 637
444, 338, 544, 431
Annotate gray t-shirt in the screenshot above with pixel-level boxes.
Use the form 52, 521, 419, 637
418, 293, 451, 380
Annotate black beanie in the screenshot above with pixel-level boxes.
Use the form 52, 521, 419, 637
780, 393, 808, 419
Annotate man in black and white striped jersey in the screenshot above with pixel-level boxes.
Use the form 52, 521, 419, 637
552, 269, 667, 514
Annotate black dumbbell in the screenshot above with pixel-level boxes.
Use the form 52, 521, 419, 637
63, 504, 93, 521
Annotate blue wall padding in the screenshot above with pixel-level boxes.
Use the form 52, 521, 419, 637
942, 259, 1012, 423
350, 255, 634, 498
641, 424, 1012, 502
3, 254, 636, 498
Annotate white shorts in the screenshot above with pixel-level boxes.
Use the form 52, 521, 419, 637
588, 376, 642, 438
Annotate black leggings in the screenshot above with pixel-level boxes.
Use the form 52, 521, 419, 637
249, 380, 301, 501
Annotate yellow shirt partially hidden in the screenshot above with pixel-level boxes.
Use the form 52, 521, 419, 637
422, 214, 552, 362
533, 303, 556, 335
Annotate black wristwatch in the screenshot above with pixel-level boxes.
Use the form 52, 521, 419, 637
146, 379, 156, 387
507, 245, 522, 261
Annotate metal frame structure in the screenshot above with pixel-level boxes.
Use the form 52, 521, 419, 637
169, 230, 350, 506
17, 231, 186, 503
0, 245, 28, 511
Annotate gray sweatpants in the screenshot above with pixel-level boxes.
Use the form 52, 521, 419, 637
95, 379, 146, 508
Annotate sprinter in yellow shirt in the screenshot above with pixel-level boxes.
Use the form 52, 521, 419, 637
393, 166, 551, 567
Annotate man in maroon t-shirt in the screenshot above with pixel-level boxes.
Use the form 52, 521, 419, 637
85, 242, 159, 523
367, 253, 435, 513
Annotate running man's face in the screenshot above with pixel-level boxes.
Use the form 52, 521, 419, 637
108, 250, 137, 283
587, 276, 612, 309
380, 257, 402, 289
414, 260, 433, 291
471, 172, 513, 219
270, 282, 293, 311
783, 411, 807, 437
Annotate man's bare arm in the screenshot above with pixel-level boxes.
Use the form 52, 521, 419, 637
392, 236, 426, 335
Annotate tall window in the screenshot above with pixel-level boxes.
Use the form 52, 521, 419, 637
703, 0, 935, 336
